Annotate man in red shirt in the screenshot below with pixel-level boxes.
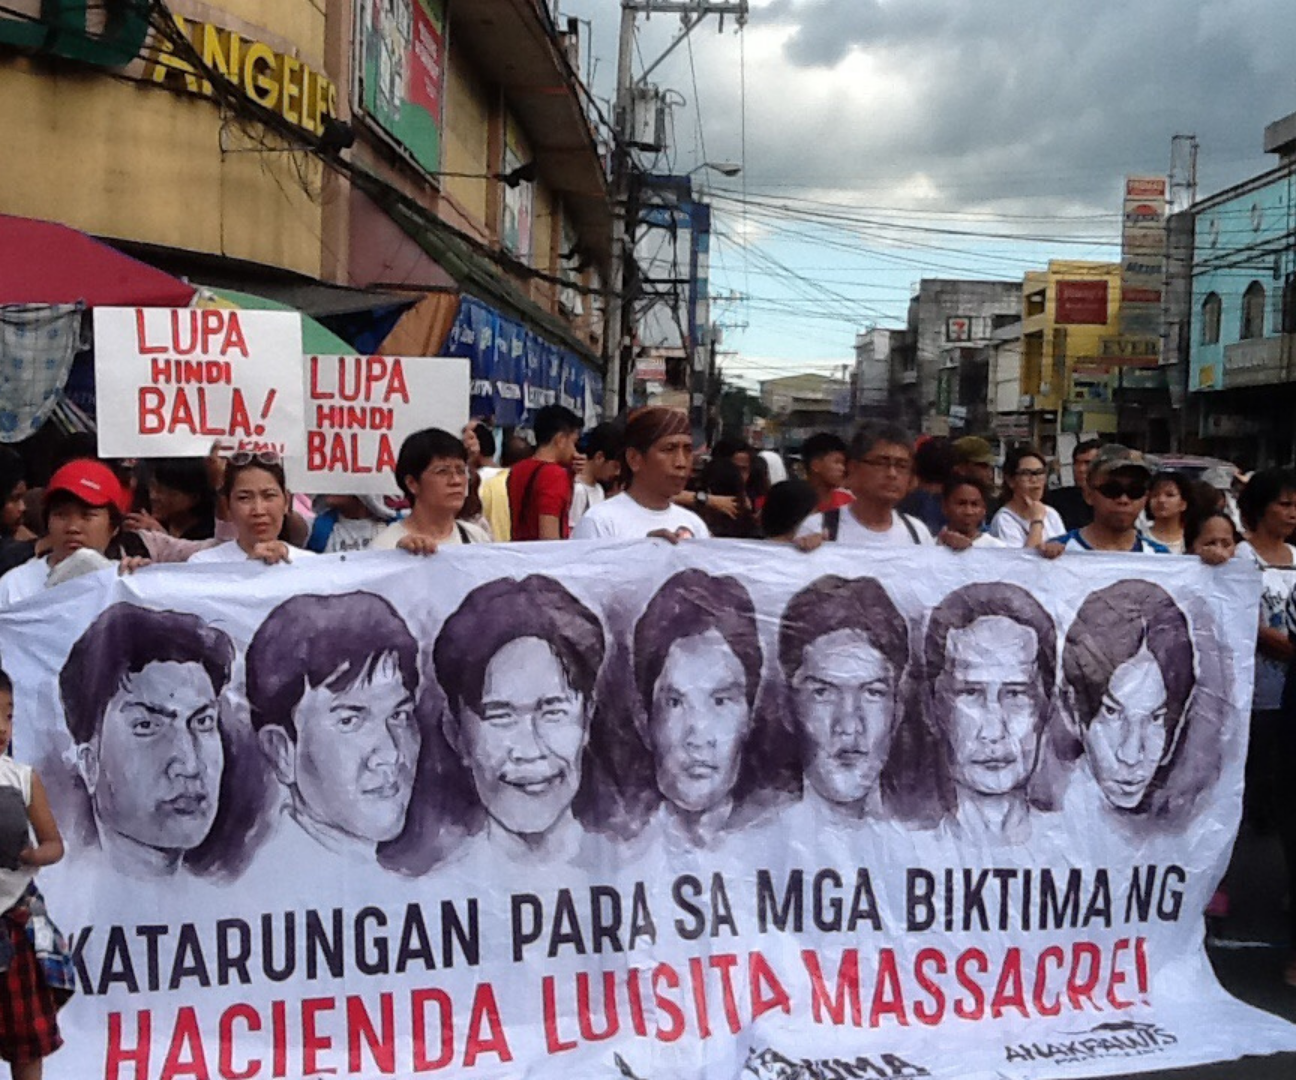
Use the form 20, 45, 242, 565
507, 405, 582, 540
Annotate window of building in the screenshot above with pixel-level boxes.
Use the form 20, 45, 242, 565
1200, 292, 1221, 345
1283, 276, 1296, 335
1241, 281, 1266, 340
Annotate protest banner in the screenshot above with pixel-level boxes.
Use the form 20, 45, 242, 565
94, 307, 305, 457
287, 355, 470, 495
2, 542, 1294, 1080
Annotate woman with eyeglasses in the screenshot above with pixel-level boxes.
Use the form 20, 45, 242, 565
369, 428, 491, 552
188, 452, 313, 565
989, 445, 1063, 549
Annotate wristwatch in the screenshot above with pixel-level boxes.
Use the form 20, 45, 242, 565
696, 491, 709, 507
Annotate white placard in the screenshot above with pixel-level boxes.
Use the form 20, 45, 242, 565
93, 307, 305, 457
286, 355, 470, 494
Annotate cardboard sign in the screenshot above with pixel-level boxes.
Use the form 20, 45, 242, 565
94, 307, 305, 457
286, 354, 469, 494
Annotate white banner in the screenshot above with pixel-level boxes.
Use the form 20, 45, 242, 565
94, 307, 306, 458
286, 355, 471, 495
2, 543, 1294, 1080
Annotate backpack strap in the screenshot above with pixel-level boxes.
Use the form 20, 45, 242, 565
899, 512, 922, 544
823, 507, 840, 542
456, 522, 473, 544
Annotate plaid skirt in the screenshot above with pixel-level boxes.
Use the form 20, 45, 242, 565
0, 907, 63, 1064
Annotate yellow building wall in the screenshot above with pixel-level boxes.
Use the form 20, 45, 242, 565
1023, 261, 1121, 414
442, 46, 490, 228
0, 1, 329, 278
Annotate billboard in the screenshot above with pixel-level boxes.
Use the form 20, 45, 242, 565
1055, 280, 1109, 325
358, 0, 447, 174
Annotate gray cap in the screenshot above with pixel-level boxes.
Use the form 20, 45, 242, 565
1089, 444, 1153, 482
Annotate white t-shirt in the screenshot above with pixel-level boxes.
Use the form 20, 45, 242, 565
1237, 540, 1296, 711
568, 480, 606, 530
321, 517, 389, 554
0, 756, 35, 913
571, 492, 710, 540
188, 541, 315, 564
989, 504, 1065, 548
0, 556, 51, 607
369, 518, 492, 550
796, 507, 933, 546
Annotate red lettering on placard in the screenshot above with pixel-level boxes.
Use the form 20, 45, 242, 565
749, 950, 792, 1020
411, 988, 453, 1071
576, 971, 620, 1042
804, 948, 861, 1026
869, 949, 909, 1027
385, 357, 410, 403
651, 964, 685, 1043
1107, 939, 1134, 1010
710, 954, 743, 1033
1067, 942, 1104, 1011
1033, 946, 1065, 1017
913, 948, 947, 1026
953, 948, 988, 1020
301, 997, 335, 1077
135, 309, 167, 354
158, 1006, 208, 1080
346, 994, 395, 1075
990, 947, 1029, 1019
463, 984, 511, 1066
139, 388, 167, 435
106, 1010, 151, 1080
218, 1003, 261, 1080
542, 976, 578, 1053
1135, 936, 1150, 1001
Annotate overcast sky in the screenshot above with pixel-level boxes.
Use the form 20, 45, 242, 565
555, 0, 1296, 387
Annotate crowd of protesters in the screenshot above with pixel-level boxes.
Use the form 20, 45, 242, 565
5, 403, 1296, 1075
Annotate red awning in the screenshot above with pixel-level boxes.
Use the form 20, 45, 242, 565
0, 214, 196, 307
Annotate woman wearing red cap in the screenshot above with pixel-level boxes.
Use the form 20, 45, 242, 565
0, 460, 148, 607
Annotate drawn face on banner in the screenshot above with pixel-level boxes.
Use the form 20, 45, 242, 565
791, 628, 898, 807
458, 637, 588, 836
1079, 646, 1171, 809
649, 629, 751, 814
284, 654, 420, 842
78, 660, 224, 853
936, 616, 1046, 797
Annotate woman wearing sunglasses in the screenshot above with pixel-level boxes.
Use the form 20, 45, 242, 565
188, 452, 313, 566
989, 445, 1063, 549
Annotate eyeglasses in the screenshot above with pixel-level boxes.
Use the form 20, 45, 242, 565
858, 456, 912, 474
426, 464, 469, 480
1014, 467, 1048, 479
227, 450, 282, 467
1095, 479, 1148, 501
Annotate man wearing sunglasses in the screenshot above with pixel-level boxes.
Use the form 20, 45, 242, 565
1049, 445, 1169, 554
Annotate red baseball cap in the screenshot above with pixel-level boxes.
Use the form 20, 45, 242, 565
44, 459, 129, 514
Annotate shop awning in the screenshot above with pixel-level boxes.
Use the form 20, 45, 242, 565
196, 287, 355, 354
0, 215, 196, 307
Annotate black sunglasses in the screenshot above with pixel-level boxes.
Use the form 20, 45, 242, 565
1096, 479, 1148, 501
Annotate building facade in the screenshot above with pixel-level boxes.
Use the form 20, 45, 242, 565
0, 0, 612, 429
899, 279, 1022, 437
1185, 114, 1296, 467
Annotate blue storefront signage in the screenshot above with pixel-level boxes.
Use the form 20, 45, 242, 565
443, 295, 596, 427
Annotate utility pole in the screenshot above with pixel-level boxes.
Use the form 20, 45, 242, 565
603, 0, 748, 417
